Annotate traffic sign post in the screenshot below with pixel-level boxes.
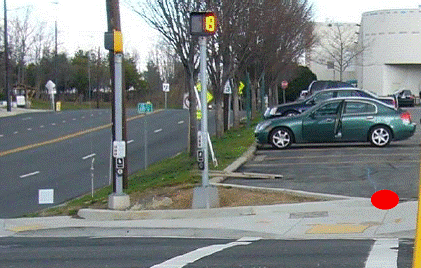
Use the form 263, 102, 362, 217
281, 80, 288, 104
163, 83, 169, 109
138, 102, 153, 170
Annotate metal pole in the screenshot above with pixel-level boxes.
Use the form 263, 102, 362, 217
4, 0, 11, 112
165, 92, 167, 109
144, 115, 147, 169
199, 36, 209, 189
114, 53, 124, 195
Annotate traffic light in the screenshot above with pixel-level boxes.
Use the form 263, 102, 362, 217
190, 12, 217, 36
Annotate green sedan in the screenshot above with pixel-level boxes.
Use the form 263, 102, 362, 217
255, 97, 416, 149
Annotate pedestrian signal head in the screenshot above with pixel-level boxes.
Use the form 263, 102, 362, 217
190, 12, 217, 36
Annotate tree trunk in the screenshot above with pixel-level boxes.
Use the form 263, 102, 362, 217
233, 79, 240, 128
187, 70, 197, 157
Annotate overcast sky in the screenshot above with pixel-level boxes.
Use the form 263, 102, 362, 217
7, 0, 421, 70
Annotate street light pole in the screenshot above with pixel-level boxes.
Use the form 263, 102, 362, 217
4, 0, 11, 112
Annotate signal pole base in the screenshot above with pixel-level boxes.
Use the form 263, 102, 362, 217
192, 186, 219, 209
108, 193, 130, 210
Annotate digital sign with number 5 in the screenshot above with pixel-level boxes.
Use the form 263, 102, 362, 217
190, 12, 217, 36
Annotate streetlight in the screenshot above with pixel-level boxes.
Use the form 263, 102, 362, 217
51, 1, 59, 102
3, 0, 11, 112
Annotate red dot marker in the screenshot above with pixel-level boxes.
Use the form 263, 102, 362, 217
371, 189, 399, 210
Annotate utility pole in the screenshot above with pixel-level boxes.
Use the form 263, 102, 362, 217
4, 0, 11, 112
105, 0, 129, 209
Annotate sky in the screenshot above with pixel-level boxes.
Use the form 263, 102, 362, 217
7, 0, 421, 71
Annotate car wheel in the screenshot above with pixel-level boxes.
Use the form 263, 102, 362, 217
284, 110, 299, 117
270, 127, 293, 149
369, 126, 391, 147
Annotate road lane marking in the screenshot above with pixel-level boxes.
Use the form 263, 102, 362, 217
151, 238, 252, 268
154, 128, 162, 133
178, 120, 184, 124
245, 160, 419, 167
62, 120, 66, 123
27, 128, 32, 131
264, 152, 417, 161
365, 239, 398, 267
82, 153, 96, 160
40, 125, 44, 128
127, 140, 134, 144
72, 118, 76, 121
0, 135, 3, 138
0, 110, 163, 158
22, 117, 32, 121
19, 171, 40, 178
13, 131, 18, 134
51, 123, 56, 126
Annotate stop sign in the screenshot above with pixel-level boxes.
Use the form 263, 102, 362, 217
281, 80, 288, 90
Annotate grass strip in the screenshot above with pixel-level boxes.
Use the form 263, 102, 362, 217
25, 119, 258, 217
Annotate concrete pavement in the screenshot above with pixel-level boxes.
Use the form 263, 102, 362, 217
0, 107, 418, 240
0, 107, 49, 117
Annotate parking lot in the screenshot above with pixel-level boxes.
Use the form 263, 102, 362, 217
226, 107, 421, 200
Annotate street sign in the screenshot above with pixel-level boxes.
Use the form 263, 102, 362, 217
197, 131, 203, 148
113, 141, 126, 158
162, 83, 170, 92
116, 157, 124, 169
281, 80, 288, 90
45, 80, 56, 94
137, 102, 153, 114
223, 81, 232, 94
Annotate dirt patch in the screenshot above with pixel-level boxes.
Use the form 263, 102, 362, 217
126, 184, 321, 211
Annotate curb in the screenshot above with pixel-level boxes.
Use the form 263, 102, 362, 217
78, 142, 349, 221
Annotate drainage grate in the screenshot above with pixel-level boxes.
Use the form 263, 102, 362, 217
289, 211, 329, 219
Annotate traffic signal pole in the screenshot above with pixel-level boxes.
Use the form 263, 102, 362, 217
105, 0, 129, 210
190, 12, 218, 209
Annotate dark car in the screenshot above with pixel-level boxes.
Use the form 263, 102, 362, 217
307, 80, 355, 96
256, 97, 416, 149
391, 89, 415, 107
263, 88, 396, 119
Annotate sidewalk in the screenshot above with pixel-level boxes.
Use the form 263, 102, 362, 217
0, 107, 49, 117
0, 113, 418, 240
1, 198, 416, 240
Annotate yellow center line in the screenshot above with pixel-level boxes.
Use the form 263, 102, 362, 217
0, 111, 158, 158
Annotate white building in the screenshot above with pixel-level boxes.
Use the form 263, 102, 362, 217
356, 8, 421, 96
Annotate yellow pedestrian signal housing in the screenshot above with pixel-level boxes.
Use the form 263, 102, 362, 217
114, 30, 123, 53
190, 12, 217, 36
104, 30, 123, 53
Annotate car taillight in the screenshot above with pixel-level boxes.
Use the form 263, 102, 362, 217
400, 111, 412, 124
393, 99, 397, 108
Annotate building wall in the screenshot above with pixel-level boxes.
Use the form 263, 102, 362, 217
357, 9, 421, 95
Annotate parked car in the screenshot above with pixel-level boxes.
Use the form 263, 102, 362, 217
263, 88, 396, 119
255, 97, 416, 149
391, 89, 415, 107
307, 80, 355, 96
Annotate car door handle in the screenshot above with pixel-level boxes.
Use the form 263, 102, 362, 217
366, 116, 374, 120
325, 118, 334, 123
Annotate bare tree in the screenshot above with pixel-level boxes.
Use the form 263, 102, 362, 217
9, 7, 36, 85
311, 22, 364, 81
128, 0, 202, 157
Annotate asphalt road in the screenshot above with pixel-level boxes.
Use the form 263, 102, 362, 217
0, 108, 200, 218
0, 237, 413, 267
227, 107, 421, 200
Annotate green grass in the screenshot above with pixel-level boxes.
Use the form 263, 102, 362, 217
26, 118, 259, 217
